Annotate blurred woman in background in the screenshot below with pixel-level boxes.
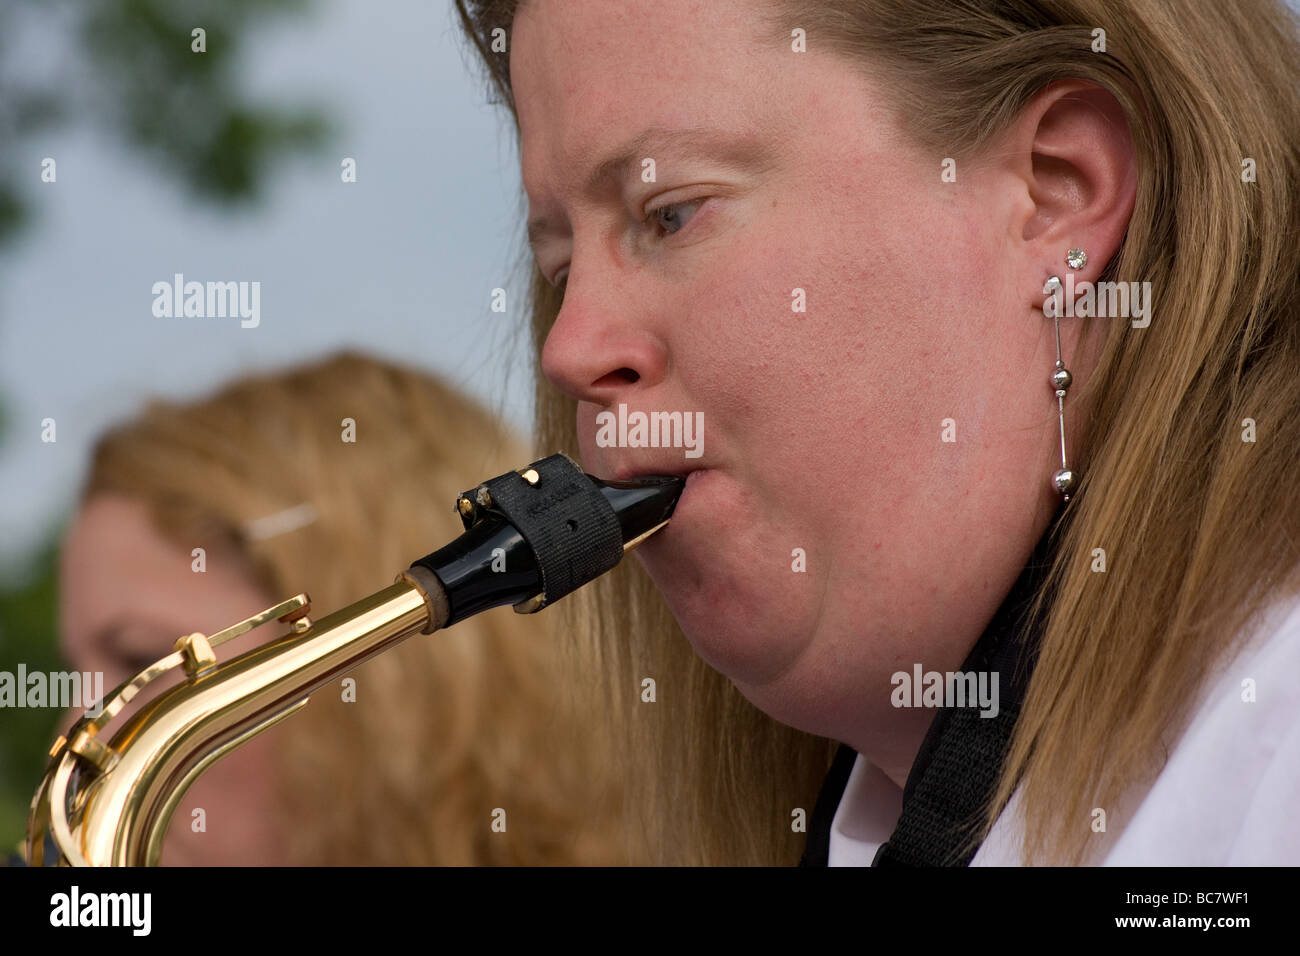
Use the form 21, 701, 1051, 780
56, 350, 626, 865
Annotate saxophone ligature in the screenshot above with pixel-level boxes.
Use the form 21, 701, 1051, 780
26, 453, 684, 866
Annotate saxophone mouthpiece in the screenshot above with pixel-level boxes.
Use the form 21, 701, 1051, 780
410, 453, 684, 626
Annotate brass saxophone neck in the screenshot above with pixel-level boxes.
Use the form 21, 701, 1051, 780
27, 454, 684, 866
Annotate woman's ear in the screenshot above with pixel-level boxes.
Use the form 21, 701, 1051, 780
1004, 79, 1138, 284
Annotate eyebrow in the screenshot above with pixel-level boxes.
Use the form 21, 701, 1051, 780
525, 125, 772, 251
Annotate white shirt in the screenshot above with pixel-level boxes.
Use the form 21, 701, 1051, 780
829, 591, 1300, 866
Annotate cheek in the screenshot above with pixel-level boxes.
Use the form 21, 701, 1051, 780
165, 734, 281, 862
673, 194, 967, 462
666, 173, 1017, 551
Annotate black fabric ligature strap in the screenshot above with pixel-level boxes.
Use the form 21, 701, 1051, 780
469, 453, 623, 607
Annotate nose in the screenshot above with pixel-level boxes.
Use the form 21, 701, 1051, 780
538, 257, 668, 406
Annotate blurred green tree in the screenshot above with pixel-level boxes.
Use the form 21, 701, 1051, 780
0, 0, 330, 248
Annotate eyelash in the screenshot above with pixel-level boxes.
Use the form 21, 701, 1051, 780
551, 198, 706, 292
645, 197, 704, 237
121, 653, 159, 673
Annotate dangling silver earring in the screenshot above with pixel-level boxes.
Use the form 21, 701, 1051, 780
1043, 272, 1076, 502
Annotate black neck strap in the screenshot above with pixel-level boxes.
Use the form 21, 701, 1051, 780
799, 525, 1058, 867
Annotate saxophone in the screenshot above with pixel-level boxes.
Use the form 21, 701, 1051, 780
26, 453, 683, 866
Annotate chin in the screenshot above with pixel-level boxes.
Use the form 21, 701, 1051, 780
630, 471, 816, 685
636, 549, 814, 690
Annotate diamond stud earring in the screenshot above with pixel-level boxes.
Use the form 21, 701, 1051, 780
1066, 248, 1087, 270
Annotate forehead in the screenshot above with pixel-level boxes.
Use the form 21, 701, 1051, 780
509, 0, 782, 198
59, 495, 259, 642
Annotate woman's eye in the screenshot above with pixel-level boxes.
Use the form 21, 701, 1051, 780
550, 198, 706, 295
116, 651, 160, 674
646, 199, 704, 237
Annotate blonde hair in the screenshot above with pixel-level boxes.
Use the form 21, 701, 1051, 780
81, 350, 627, 864
456, 0, 1300, 865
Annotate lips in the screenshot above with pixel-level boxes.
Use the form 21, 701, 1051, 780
604, 461, 703, 483
599, 463, 707, 525
597, 460, 713, 536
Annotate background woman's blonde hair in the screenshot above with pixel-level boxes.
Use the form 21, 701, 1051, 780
455, 0, 1300, 865
81, 350, 626, 864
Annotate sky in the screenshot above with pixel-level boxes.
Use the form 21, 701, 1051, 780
0, 0, 535, 577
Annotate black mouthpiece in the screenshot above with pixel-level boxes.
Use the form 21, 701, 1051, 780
411, 453, 684, 626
